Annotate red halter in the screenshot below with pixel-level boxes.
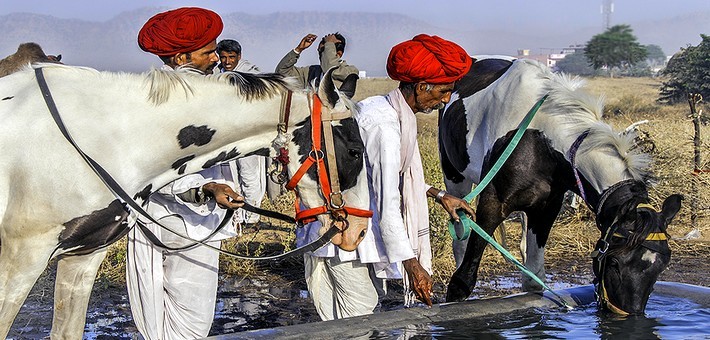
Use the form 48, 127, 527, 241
284, 94, 373, 224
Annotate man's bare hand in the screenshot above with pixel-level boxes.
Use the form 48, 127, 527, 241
427, 187, 476, 223
440, 193, 476, 223
201, 182, 244, 210
323, 33, 341, 45
402, 258, 433, 306
295, 34, 317, 53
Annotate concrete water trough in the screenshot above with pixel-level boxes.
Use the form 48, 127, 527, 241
208, 282, 709, 339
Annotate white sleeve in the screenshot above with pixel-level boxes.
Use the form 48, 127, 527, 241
359, 110, 415, 263
156, 173, 211, 196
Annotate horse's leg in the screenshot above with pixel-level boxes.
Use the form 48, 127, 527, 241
519, 212, 529, 264
443, 177, 475, 268
50, 248, 107, 339
446, 188, 507, 302
520, 193, 565, 291
0, 233, 57, 338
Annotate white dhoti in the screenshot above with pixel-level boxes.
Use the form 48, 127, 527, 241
126, 215, 220, 340
235, 155, 267, 224
303, 255, 379, 321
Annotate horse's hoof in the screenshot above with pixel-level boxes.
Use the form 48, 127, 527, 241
445, 277, 471, 302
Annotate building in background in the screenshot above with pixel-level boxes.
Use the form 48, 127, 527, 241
516, 45, 585, 70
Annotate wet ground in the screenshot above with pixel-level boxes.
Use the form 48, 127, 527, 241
6, 249, 708, 339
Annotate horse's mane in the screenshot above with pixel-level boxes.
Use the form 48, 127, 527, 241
146, 68, 299, 105
541, 71, 652, 182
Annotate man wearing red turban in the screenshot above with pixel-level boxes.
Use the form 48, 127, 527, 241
128, 7, 246, 340
358, 34, 474, 308
297, 34, 475, 320
137, 7, 223, 74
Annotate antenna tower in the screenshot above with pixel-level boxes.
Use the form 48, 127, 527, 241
601, 0, 614, 29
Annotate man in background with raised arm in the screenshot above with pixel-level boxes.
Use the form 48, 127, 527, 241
275, 32, 359, 98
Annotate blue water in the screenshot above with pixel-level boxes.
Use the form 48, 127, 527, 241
371, 294, 710, 339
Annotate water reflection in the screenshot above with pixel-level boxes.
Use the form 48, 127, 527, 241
596, 313, 664, 340
377, 293, 709, 339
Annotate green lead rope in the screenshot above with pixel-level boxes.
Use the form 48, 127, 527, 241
446, 94, 573, 308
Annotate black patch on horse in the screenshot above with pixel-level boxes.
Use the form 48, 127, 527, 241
307, 65, 323, 89
2, 96, 13, 100
292, 117, 364, 191
454, 58, 514, 99
172, 155, 195, 171
438, 99, 468, 183
134, 184, 152, 201
57, 200, 130, 256
178, 164, 187, 175
439, 58, 516, 183
243, 147, 270, 157
339, 74, 359, 99
177, 125, 216, 149
202, 147, 241, 169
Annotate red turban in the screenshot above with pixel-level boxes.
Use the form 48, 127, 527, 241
387, 34, 472, 84
138, 7, 223, 57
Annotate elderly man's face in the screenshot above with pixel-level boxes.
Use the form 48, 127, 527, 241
176, 41, 219, 74
414, 82, 455, 114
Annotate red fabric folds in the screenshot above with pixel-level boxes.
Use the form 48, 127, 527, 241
138, 7, 223, 56
387, 34, 472, 84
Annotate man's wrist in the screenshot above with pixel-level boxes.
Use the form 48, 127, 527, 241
196, 185, 210, 203
293, 48, 301, 54
435, 190, 447, 203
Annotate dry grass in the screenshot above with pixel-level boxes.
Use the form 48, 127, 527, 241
98, 75, 710, 288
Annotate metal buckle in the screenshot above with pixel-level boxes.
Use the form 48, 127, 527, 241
309, 149, 324, 161
269, 168, 287, 184
598, 240, 610, 255
329, 192, 345, 209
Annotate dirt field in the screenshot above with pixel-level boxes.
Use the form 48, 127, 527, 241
8, 75, 709, 338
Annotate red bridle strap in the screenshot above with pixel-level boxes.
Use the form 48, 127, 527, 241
285, 94, 372, 224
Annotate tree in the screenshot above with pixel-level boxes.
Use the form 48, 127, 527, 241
645, 44, 666, 66
658, 34, 710, 104
584, 25, 648, 77
554, 52, 597, 76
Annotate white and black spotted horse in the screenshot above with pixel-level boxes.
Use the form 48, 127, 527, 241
0, 64, 371, 338
439, 57, 683, 315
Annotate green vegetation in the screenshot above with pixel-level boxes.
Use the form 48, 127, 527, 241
584, 24, 648, 77
554, 52, 597, 76
659, 34, 710, 104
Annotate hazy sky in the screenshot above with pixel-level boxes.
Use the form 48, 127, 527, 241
2, 0, 709, 33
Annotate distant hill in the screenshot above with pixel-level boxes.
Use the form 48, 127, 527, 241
1, 7, 708, 76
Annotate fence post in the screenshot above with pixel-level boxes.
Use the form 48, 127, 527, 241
686, 93, 703, 239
